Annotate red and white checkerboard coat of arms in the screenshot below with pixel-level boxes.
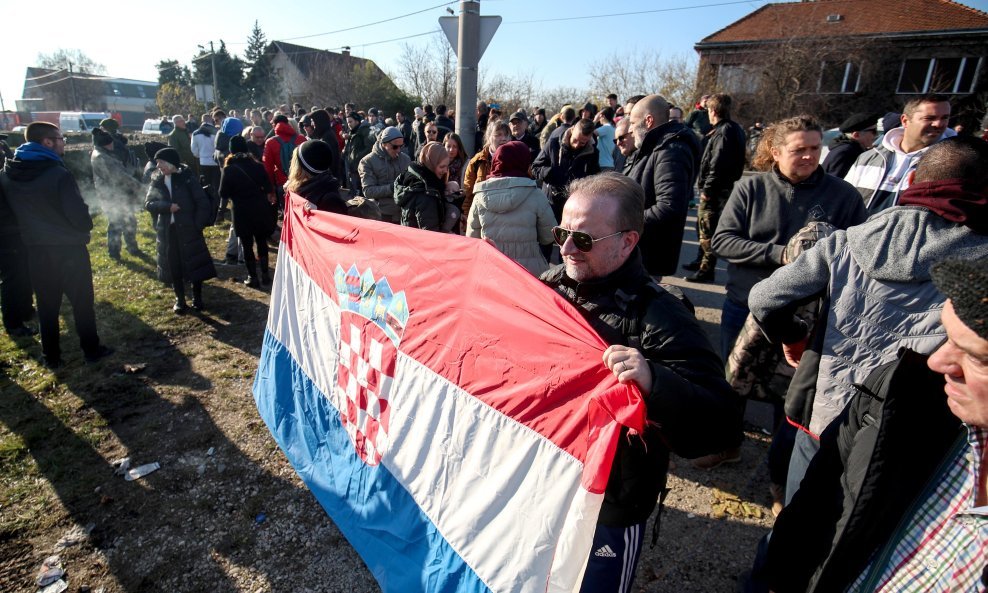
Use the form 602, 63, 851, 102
333, 265, 408, 466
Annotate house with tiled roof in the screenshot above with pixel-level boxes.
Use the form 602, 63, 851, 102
694, 0, 988, 127
268, 41, 405, 112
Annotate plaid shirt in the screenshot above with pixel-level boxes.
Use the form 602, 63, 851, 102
849, 426, 988, 592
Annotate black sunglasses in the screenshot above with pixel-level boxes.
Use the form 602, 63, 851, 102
551, 226, 626, 252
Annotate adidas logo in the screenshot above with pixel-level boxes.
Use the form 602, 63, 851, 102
594, 545, 617, 558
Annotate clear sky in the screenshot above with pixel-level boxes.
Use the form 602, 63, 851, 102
3, 0, 987, 112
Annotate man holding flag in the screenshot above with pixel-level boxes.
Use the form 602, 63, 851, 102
542, 172, 741, 592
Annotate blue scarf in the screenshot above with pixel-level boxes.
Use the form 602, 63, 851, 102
13, 142, 62, 162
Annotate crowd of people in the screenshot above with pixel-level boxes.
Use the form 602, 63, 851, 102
0, 88, 986, 593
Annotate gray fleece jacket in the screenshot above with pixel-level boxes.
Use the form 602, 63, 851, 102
749, 206, 988, 435
712, 166, 867, 305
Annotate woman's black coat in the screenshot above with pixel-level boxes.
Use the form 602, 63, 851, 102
219, 154, 276, 239
145, 167, 218, 284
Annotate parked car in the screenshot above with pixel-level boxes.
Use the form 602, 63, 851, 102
59, 112, 108, 133
142, 119, 165, 135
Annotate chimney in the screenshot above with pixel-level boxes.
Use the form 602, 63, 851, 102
342, 46, 351, 58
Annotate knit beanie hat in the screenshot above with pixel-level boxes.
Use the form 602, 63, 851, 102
99, 118, 119, 132
230, 135, 248, 155
419, 142, 449, 178
92, 128, 113, 147
154, 147, 181, 169
298, 139, 333, 175
931, 258, 988, 340
379, 126, 403, 144
490, 141, 531, 179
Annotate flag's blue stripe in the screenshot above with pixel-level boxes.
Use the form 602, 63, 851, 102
254, 330, 493, 593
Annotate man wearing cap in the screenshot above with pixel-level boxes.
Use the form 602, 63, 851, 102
99, 117, 133, 167
540, 172, 740, 593
92, 128, 144, 260
358, 127, 411, 224
821, 112, 879, 179
761, 256, 988, 593
529, 108, 548, 138
845, 94, 954, 213
0, 122, 111, 368
748, 136, 988, 506
396, 111, 414, 158
508, 111, 540, 164
366, 108, 385, 136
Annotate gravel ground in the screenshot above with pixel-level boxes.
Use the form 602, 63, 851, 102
0, 209, 776, 592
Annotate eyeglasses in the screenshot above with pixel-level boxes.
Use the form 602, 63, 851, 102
551, 226, 626, 252
614, 133, 632, 144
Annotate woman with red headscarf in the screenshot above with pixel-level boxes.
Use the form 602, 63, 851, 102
467, 140, 557, 275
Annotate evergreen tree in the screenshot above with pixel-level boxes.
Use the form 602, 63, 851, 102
156, 59, 191, 87
191, 41, 246, 108
244, 22, 279, 106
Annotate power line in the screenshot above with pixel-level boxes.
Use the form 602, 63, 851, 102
507, 0, 768, 24
225, 1, 455, 45
24, 68, 68, 81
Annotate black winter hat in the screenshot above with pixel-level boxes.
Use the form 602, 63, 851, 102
298, 139, 333, 175
154, 147, 182, 169
839, 112, 880, 134
92, 128, 113, 147
230, 135, 248, 155
931, 258, 988, 341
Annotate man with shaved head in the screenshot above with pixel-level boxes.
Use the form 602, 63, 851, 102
625, 94, 702, 277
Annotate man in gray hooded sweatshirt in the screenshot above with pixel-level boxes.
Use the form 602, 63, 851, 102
748, 136, 988, 502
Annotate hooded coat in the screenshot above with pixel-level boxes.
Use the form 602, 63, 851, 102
468, 176, 555, 275
263, 122, 305, 188
749, 204, 988, 436
145, 167, 218, 284
394, 162, 448, 232
0, 143, 92, 246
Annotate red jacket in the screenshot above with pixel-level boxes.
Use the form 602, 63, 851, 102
263, 122, 305, 187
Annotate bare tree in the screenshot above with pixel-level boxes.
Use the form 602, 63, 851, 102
586, 50, 698, 111
390, 31, 455, 107
37, 49, 106, 75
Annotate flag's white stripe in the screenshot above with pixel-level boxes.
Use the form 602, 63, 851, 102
268, 249, 600, 593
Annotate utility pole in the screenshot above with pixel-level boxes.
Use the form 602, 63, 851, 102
210, 41, 220, 107
67, 60, 79, 111
455, 0, 480, 155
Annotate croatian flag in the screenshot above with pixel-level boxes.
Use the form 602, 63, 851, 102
254, 194, 646, 593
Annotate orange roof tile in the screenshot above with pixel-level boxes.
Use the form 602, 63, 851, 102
699, 0, 988, 44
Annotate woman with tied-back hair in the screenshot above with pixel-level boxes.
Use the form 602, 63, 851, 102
462, 120, 510, 223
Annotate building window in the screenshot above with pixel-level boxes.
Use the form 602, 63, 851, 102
819, 61, 860, 93
897, 57, 982, 94
717, 64, 760, 94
